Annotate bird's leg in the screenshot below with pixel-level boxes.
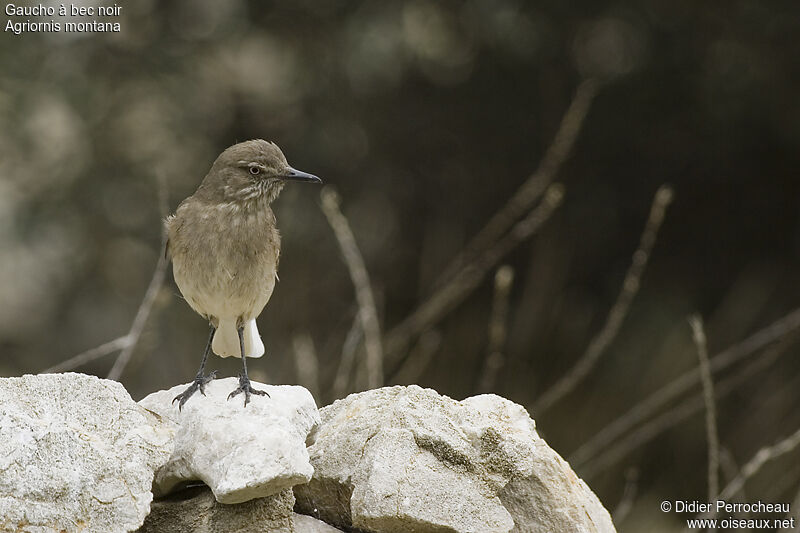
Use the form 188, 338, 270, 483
173, 326, 218, 410
227, 325, 269, 406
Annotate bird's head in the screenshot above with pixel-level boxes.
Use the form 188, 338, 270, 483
199, 139, 321, 204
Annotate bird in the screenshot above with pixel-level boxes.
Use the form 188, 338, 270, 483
166, 139, 321, 408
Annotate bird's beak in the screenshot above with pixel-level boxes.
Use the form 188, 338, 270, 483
283, 167, 322, 184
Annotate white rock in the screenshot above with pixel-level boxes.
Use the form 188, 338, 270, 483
139, 378, 320, 504
294, 385, 616, 533
0, 373, 173, 533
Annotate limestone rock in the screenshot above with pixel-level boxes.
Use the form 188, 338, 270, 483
293, 385, 615, 533
137, 485, 294, 533
137, 484, 344, 533
498, 439, 615, 533
0, 373, 173, 533
139, 378, 320, 504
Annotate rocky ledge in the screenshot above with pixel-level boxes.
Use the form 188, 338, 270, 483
0, 373, 615, 533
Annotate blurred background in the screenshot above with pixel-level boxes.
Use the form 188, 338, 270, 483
2, 0, 800, 530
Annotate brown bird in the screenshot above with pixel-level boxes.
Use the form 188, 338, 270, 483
166, 140, 321, 408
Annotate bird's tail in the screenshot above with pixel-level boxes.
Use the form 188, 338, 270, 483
212, 318, 265, 358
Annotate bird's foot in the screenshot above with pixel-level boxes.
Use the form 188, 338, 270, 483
227, 373, 269, 407
172, 370, 218, 410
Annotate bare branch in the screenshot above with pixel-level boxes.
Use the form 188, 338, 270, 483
535, 184, 673, 412
569, 308, 800, 465
571, 306, 800, 469
435, 78, 599, 287
719, 426, 800, 501
578, 330, 798, 479
292, 332, 320, 400
477, 265, 515, 393
321, 187, 384, 389
385, 184, 564, 372
689, 314, 719, 502
42, 336, 131, 374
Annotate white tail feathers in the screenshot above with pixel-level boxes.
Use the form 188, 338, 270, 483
212, 318, 265, 358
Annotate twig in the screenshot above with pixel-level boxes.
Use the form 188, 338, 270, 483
332, 314, 363, 400
477, 265, 515, 393
612, 467, 639, 525
435, 78, 599, 287
107, 173, 170, 381
385, 184, 564, 374
570, 306, 800, 468
321, 187, 384, 390
292, 332, 320, 400
718, 426, 800, 501
700, 450, 800, 523
579, 331, 798, 479
384, 80, 597, 382
390, 330, 442, 385
534, 185, 673, 412
42, 336, 131, 373
689, 315, 719, 503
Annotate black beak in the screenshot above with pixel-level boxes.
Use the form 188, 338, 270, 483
283, 167, 322, 184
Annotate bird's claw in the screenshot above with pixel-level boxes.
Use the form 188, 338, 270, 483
227, 373, 269, 406
172, 370, 218, 410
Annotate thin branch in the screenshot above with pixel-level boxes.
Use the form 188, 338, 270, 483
435, 78, 599, 287
42, 336, 131, 373
385, 184, 564, 373
292, 332, 320, 400
571, 306, 800, 468
579, 331, 798, 479
477, 265, 515, 393
332, 313, 363, 400
718, 426, 800, 501
534, 185, 673, 412
320, 187, 384, 390
689, 314, 719, 502
107, 173, 170, 381
696, 442, 800, 520
701, 420, 800, 522
612, 467, 639, 525
383, 80, 597, 382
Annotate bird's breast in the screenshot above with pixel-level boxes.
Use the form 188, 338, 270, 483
168, 200, 281, 320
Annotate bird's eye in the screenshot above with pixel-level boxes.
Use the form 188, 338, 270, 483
249, 166, 261, 175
